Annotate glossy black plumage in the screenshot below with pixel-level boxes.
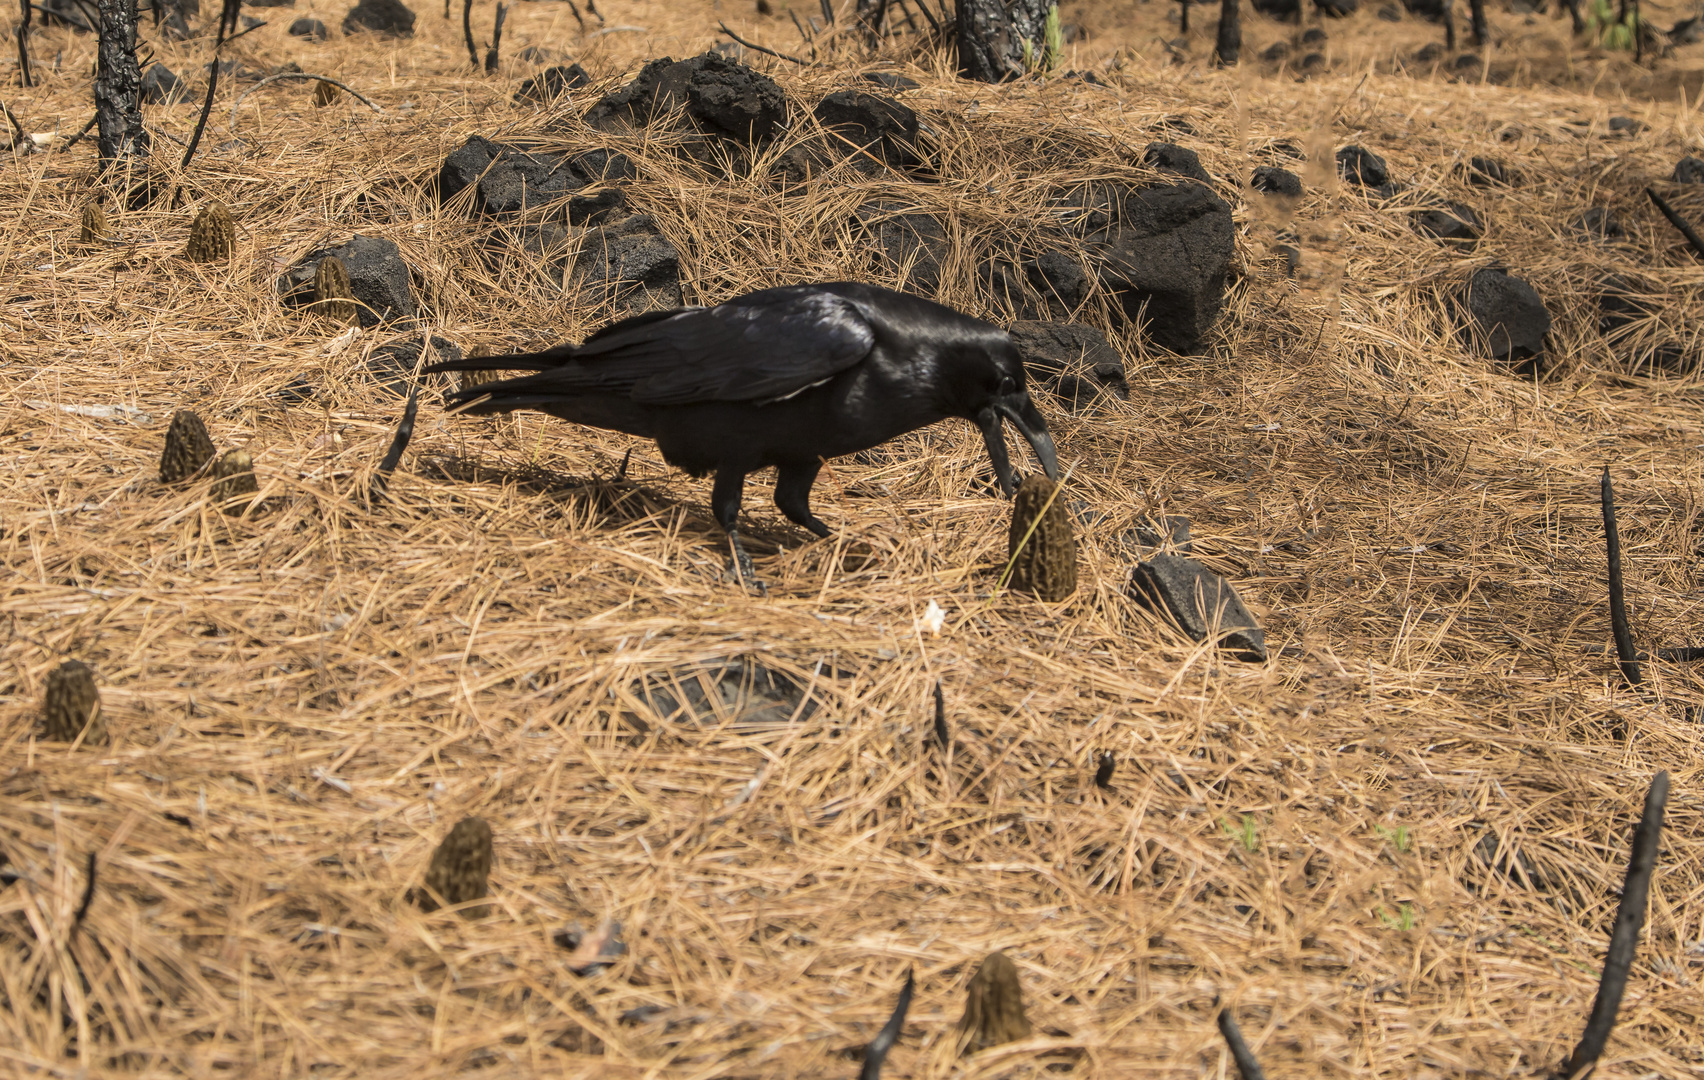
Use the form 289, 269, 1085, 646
427, 282, 1060, 581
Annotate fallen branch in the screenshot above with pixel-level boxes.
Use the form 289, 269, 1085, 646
931, 680, 949, 750
859, 968, 914, 1080
1557, 771, 1669, 1080
1217, 1008, 1268, 1080
181, 0, 242, 171
228, 73, 383, 131
370, 385, 420, 506
1581, 644, 1704, 662
1601, 467, 1642, 687
72, 852, 97, 931
1644, 186, 1704, 260
718, 20, 808, 64
59, 113, 99, 152
564, 0, 585, 33
16, 0, 33, 88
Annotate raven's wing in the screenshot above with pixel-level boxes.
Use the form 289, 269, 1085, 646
574, 287, 877, 406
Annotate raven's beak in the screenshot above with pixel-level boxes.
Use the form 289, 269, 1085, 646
996, 392, 1060, 482
977, 392, 1059, 497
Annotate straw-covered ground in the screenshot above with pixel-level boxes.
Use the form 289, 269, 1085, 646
2, 0, 1703, 1077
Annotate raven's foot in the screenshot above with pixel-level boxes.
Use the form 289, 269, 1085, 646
726, 533, 767, 596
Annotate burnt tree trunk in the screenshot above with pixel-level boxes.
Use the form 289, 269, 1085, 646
16, 0, 33, 88
1560, 0, 1583, 33
95, 0, 149, 168
1180, 0, 1189, 33
1215, 0, 1240, 62
955, 0, 1051, 81
1469, 0, 1487, 44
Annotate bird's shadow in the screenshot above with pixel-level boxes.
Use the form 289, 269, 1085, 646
415, 453, 882, 571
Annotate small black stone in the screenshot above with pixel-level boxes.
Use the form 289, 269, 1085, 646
1412, 42, 1444, 61
1335, 144, 1390, 188
1569, 206, 1624, 243
1298, 51, 1326, 69
1462, 268, 1550, 364
1313, 0, 1356, 15
1261, 41, 1291, 61
368, 335, 461, 397
142, 64, 188, 104
287, 15, 327, 37
1673, 156, 1704, 184
1452, 52, 1483, 71
1129, 555, 1266, 662
514, 63, 591, 104
342, 0, 415, 36
1007, 320, 1129, 408
1130, 514, 1192, 552
862, 71, 920, 91
1143, 142, 1212, 184
1466, 155, 1509, 185
1301, 26, 1327, 42
1377, 2, 1401, 18
1251, 165, 1302, 197
1413, 202, 1481, 242
1608, 115, 1643, 134
567, 187, 626, 227
277, 376, 316, 405
277, 234, 418, 327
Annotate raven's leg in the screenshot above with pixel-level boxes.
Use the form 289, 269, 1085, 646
774, 460, 831, 539
711, 467, 763, 592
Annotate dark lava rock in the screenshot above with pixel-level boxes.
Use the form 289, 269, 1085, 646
1402, 0, 1447, 18
515, 45, 555, 63
1251, 0, 1300, 16
1298, 52, 1326, 70
1462, 268, 1550, 363
142, 64, 187, 104
633, 658, 825, 728
1314, 0, 1357, 15
1143, 142, 1212, 184
1466, 830, 1555, 893
514, 63, 591, 104
571, 214, 682, 314
1261, 41, 1291, 60
1673, 15, 1704, 43
1336, 145, 1390, 188
1251, 165, 1302, 197
1452, 52, 1483, 71
276, 375, 316, 406
780, 90, 923, 181
1027, 249, 1094, 313
568, 187, 627, 227
1066, 182, 1236, 354
278, 234, 417, 327
1129, 555, 1266, 661
1412, 42, 1444, 61
368, 335, 460, 397
1007, 321, 1130, 408
1569, 206, 1624, 243
287, 15, 327, 37
584, 52, 787, 146
863, 71, 920, 91
1377, 2, 1402, 18
1673, 156, 1704, 183
1467, 155, 1509, 185
1608, 115, 1643, 134
247, 0, 294, 7
1413, 202, 1481, 242
343, 0, 414, 35
1598, 274, 1650, 335
1301, 26, 1328, 42
856, 201, 949, 291
436, 136, 635, 216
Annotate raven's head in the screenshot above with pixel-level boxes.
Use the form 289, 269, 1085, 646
946, 335, 1060, 496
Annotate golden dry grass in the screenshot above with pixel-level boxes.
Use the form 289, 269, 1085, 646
2, 1, 1704, 1078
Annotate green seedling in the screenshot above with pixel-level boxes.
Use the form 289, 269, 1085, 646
1376, 902, 1418, 931
1043, 5, 1063, 72
1221, 814, 1260, 853
1375, 824, 1412, 853
1587, 0, 1641, 50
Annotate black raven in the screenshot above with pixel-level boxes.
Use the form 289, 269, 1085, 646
426, 282, 1060, 584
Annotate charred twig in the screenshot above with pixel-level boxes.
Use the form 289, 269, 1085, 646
1645, 186, 1704, 260
858, 968, 914, 1080
371, 386, 419, 506
931, 680, 949, 750
789, 6, 812, 40
614, 448, 631, 481
1217, 1008, 1268, 1080
181, 0, 241, 171
461, 0, 478, 68
1582, 644, 1704, 662
717, 21, 808, 63
564, 0, 586, 33
1179, 0, 1189, 34
1601, 467, 1643, 687
72, 852, 97, 931
17, 0, 33, 88
821, 0, 835, 25
1557, 771, 1669, 1080
909, 0, 939, 35
484, 1, 506, 72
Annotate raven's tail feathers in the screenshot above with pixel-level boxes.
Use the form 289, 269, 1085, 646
424, 346, 576, 375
